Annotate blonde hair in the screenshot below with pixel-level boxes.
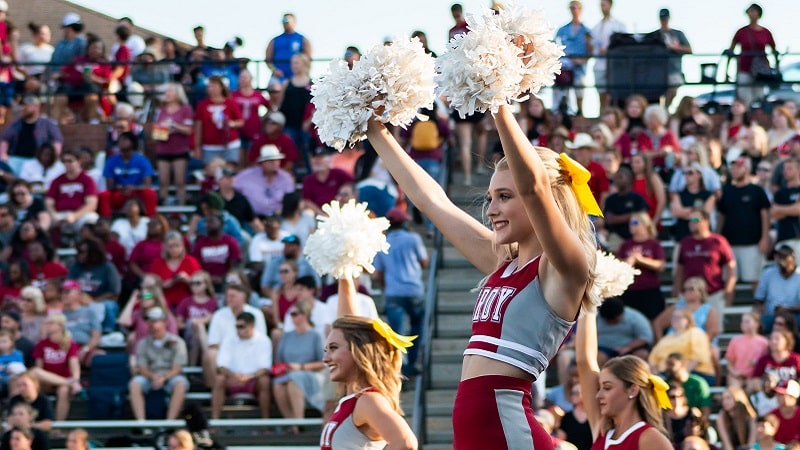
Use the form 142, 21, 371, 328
682, 276, 708, 303
67, 429, 90, 450
163, 82, 188, 105
331, 316, 404, 414
673, 307, 697, 329
603, 356, 668, 437
20, 286, 46, 315
162, 231, 186, 260
493, 150, 600, 312
169, 430, 195, 450
629, 211, 656, 238
191, 270, 215, 298
45, 312, 73, 351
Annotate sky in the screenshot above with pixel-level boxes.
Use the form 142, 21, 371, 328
70, 0, 800, 116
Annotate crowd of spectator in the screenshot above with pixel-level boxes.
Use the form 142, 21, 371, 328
0, 0, 792, 448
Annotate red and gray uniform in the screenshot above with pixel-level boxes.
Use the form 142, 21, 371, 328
453, 256, 576, 450
320, 388, 385, 450
591, 422, 652, 450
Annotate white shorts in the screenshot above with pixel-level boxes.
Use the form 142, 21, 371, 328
732, 245, 764, 283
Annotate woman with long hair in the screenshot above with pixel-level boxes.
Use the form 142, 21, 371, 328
365, 98, 599, 447
18, 286, 47, 343
750, 329, 800, 388
726, 312, 769, 387
716, 386, 757, 450
273, 300, 325, 435
663, 383, 692, 447
653, 277, 720, 341
616, 211, 666, 322
649, 308, 716, 385
279, 191, 316, 246
669, 96, 712, 138
719, 98, 751, 150
319, 277, 417, 449
766, 105, 798, 156
277, 54, 313, 170
149, 231, 201, 310
669, 161, 715, 242
29, 313, 82, 421
194, 75, 243, 164
7, 180, 51, 231
154, 82, 194, 204
6, 427, 34, 450
17, 22, 54, 79
270, 260, 299, 341
630, 154, 666, 224
174, 271, 217, 366
575, 307, 672, 450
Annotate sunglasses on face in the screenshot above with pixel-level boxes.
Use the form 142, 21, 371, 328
279, 269, 291, 274
689, 217, 702, 223
685, 171, 698, 175
190, 280, 204, 285
289, 311, 300, 317
683, 286, 697, 292
758, 166, 771, 172
630, 219, 640, 226
235, 323, 247, 329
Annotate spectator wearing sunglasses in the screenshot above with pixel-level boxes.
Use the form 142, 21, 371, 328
616, 211, 666, 321
670, 162, 716, 243
754, 245, 800, 334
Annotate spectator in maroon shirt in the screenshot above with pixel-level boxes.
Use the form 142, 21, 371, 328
726, 3, 779, 107
449, 3, 469, 40
301, 146, 354, 215
27, 240, 67, 290
231, 70, 270, 153
192, 214, 241, 290
128, 214, 168, 282
249, 112, 298, 174
616, 211, 666, 321
45, 148, 99, 237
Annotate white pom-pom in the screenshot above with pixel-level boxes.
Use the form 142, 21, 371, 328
592, 250, 641, 299
436, 0, 563, 117
311, 38, 436, 150
366, 37, 437, 127
304, 200, 391, 280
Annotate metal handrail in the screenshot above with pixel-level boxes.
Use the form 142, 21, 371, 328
410, 141, 450, 448
51, 418, 322, 429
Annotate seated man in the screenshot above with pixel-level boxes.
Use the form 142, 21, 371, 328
0, 95, 63, 174
45, 148, 99, 236
98, 131, 157, 217
211, 312, 272, 419
128, 307, 189, 421
663, 352, 712, 417
596, 297, 653, 365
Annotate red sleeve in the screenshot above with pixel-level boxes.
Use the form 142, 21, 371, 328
227, 98, 243, 120
115, 46, 131, 63
637, 133, 653, 151
303, 102, 315, 122
66, 341, 80, 358
46, 177, 60, 200
719, 236, 734, 264
83, 173, 98, 196
767, 30, 776, 48
228, 237, 242, 263
753, 355, 768, 377
249, 136, 267, 163
280, 135, 299, 164
32, 341, 44, 359
195, 101, 206, 121
732, 28, 745, 47
175, 298, 189, 319
260, 93, 271, 111
183, 255, 202, 274
148, 258, 170, 282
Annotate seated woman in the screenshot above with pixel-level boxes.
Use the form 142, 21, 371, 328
749, 329, 800, 390
110, 198, 149, 257
18, 286, 47, 344
29, 313, 82, 421
17, 144, 65, 196
175, 271, 217, 366
269, 260, 298, 343
66, 238, 121, 333
272, 301, 325, 434
0, 403, 50, 450
127, 214, 168, 282
7, 179, 52, 231
649, 308, 716, 385
716, 386, 757, 450
726, 312, 769, 388
149, 231, 201, 311
117, 273, 178, 356
0, 261, 32, 311
27, 240, 67, 290
767, 105, 798, 156
653, 277, 720, 341
0, 220, 51, 265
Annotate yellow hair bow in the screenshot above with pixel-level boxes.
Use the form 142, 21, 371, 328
372, 319, 417, 353
558, 153, 603, 217
649, 375, 672, 410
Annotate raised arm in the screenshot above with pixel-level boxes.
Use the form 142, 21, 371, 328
366, 120, 498, 274
494, 106, 588, 288
575, 311, 602, 441
337, 277, 359, 318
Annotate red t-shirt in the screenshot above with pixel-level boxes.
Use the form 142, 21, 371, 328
769, 406, 800, 444
46, 172, 99, 212
149, 255, 202, 310
677, 234, 734, 294
732, 26, 777, 73
249, 133, 299, 169
105, 239, 128, 277
632, 177, 658, 218
113, 44, 131, 81
753, 352, 800, 381
61, 56, 113, 87
587, 160, 609, 205
192, 235, 241, 279
231, 90, 270, 140
0, 285, 21, 310
195, 98, 242, 146
175, 296, 218, 321
33, 337, 79, 378
30, 261, 69, 289
128, 239, 163, 275
616, 238, 665, 290
301, 169, 354, 209
154, 105, 194, 156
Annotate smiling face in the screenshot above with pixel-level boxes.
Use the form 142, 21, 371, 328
324, 328, 358, 383
486, 169, 533, 245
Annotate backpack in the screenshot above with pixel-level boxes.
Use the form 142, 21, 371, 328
410, 119, 441, 151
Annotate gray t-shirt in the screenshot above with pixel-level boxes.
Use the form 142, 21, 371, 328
63, 306, 101, 345
596, 307, 654, 350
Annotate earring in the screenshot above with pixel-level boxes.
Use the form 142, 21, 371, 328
628, 395, 634, 399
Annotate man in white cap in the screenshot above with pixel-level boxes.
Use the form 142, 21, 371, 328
565, 132, 609, 207
48, 13, 86, 80
233, 144, 294, 216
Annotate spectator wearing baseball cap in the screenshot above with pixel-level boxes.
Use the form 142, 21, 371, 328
249, 111, 299, 175
301, 146, 354, 216
49, 13, 86, 76
768, 379, 800, 444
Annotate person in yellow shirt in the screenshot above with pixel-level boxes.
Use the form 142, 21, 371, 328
649, 308, 715, 385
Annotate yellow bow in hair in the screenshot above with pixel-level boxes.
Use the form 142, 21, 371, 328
649, 375, 672, 410
558, 153, 603, 217
372, 319, 417, 353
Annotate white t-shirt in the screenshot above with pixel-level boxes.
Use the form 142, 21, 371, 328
248, 230, 288, 264
18, 159, 66, 191
283, 299, 335, 339
207, 304, 267, 347
590, 17, 627, 72
111, 217, 150, 256
216, 330, 272, 374
17, 43, 55, 76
